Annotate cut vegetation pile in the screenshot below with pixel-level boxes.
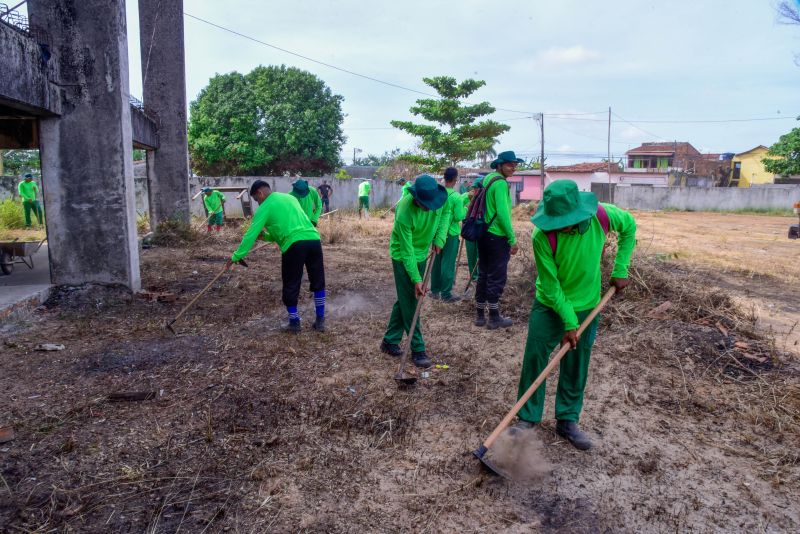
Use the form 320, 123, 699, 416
0, 217, 797, 532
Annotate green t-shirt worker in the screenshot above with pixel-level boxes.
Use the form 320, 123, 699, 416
18, 173, 43, 227
380, 175, 449, 369
290, 179, 322, 226
475, 150, 523, 330
461, 176, 484, 288
227, 180, 327, 333
357, 179, 371, 219
515, 180, 637, 450
202, 188, 226, 232
430, 167, 467, 302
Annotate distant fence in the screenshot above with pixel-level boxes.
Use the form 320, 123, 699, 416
613, 184, 800, 211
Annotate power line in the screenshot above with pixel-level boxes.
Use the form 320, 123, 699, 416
184, 12, 541, 115
546, 114, 799, 124
611, 111, 668, 141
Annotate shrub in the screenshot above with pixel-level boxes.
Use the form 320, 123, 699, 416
0, 198, 25, 229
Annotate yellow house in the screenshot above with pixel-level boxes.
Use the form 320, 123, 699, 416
731, 145, 775, 187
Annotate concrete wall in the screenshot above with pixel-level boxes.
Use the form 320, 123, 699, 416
0, 20, 60, 116
614, 184, 800, 211
132, 174, 404, 218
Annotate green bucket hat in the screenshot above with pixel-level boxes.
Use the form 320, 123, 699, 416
471, 177, 484, 189
24, 173, 33, 179
490, 150, 525, 169
292, 179, 310, 198
408, 175, 447, 211
201, 187, 212, 194
531, 180, 598, 232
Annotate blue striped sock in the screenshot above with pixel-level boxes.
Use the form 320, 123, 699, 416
313, 290, 326, 318
287, 306, 300, 322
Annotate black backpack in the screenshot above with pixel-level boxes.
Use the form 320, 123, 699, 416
460, 176, 502, 242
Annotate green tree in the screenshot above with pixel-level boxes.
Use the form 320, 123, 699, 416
763, 126, 800, 176
390, 77, 510, 168
189, 65, 345, 176
0, 149, 40, 176
355, 148, 403, 166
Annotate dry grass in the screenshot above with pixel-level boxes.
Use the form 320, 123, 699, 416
633, 210, 800, 284
0, 214, 798, 532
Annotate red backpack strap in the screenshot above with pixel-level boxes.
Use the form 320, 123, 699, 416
547, 231, 557, 256
596, 204, 610, 235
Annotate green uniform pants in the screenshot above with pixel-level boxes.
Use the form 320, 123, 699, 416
358, 196, 370, 210
517, 299, 599, 423
207, 211, 223, 226
23, 200, 43, 226
430, 234, 459, 298
465, 239, 479, 281
383, 259, 426, 353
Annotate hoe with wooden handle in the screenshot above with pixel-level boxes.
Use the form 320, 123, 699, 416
473, 287, 616, 476
394, 251, 436, 386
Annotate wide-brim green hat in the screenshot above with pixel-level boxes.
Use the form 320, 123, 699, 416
201, 187, 212, 194
408, 175, 447, 211
292, 179, 310, 198
490, 150, 525, 169
531, 180, 598, 231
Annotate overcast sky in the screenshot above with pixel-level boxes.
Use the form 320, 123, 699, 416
122, 0, 799, 165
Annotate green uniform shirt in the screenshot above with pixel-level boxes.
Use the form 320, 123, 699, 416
401, 182, 412, 198
481, 172, 516, 246
231, 192, 319, 261
358, 181, 371, 197
444, 187, 466, 237
533, 203, 637, 330
290, 186, 322, 225
389, 194, 449, 283
203, 190, 225, 214
18, 180, 39, 202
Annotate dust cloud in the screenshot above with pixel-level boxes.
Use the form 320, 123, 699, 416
488, 427, 552, 483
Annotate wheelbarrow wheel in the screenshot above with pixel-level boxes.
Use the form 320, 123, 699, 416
0, 251, 12, 275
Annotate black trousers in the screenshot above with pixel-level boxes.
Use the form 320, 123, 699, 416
321, 197, 330, 213
281, 240, 325, 307
475, 232, 511, 304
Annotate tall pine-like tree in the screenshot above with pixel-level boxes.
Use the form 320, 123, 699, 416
391, 77, 510, 168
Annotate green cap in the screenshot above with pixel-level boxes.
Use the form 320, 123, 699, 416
530, 180, 598, 232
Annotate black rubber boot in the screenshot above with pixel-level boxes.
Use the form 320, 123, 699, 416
412, 351, 433, 368
380, 339, 403, 357
282, 319, 301, 333
487, 307, 513, 330
509, 419, 537, 436
441, 294, 462, 303
556, 420, 593, 450
475, 302, 486, 327
312, 317, 326, 332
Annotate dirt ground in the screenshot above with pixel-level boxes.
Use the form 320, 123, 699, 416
1, 212, 798, 532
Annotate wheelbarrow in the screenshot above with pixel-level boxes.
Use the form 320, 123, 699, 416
0, 238, 46, 276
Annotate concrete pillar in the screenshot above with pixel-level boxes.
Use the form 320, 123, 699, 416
28, 0, 141, 290
139, 0, 191, 227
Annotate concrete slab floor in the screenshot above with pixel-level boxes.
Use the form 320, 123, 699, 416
0, 243, 51, 318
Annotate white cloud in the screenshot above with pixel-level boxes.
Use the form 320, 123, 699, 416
556, 144, 573, 152
523, 46, 602, 70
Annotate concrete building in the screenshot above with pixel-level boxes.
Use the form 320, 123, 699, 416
731, 145, 775, 188
0, 1, 190, 292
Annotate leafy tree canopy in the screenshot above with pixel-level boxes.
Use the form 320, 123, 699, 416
390, 76, 510, 168
0, 149, 40, 176
189, 65, 345, 176
763, 125, 800, 176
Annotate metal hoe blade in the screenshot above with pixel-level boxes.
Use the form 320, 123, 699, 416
393, 371, 417, 386
472, 445, 511, 479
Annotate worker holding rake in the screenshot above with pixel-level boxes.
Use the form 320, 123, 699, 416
202, 187, 226, 232
380, 175, 449, 368
430, 167, 466, 303
516, 180, 636, 450
227, 180, 326, 333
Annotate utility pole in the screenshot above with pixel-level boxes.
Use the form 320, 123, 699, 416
539, 113, 545, 197
607, 106, 612, 186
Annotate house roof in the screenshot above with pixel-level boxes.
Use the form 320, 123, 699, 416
512, 169, 542, 176
546, 162, 622, 173
734, 145, 769, 157
626, 142, 697, 156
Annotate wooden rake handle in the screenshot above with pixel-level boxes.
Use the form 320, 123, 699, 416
167, 263, 231, 330
395, 250, 437, 376
479, 287, 617, 451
